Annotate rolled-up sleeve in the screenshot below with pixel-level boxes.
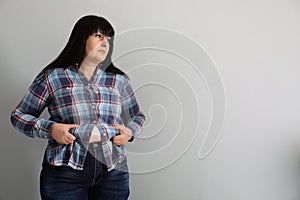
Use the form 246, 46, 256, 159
10, 71, 55, 139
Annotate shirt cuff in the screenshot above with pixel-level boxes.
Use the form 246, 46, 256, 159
127, 122, 141, 141
37, 119, 55, 139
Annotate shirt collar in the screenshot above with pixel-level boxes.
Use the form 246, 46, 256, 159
68, 63, 105, 72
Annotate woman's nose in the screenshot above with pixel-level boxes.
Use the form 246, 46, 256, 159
101, 42, 107, 48
100, 39, 109, 47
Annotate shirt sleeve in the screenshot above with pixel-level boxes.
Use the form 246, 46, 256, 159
10, 71, 55, 139
121, 76, 145, 139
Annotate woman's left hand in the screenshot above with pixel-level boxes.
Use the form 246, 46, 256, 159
111, 124, 133, 146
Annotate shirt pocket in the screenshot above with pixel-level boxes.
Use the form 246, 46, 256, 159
53, 86, 73, 105
52, 86, 76, 122
96, 85, 122, 119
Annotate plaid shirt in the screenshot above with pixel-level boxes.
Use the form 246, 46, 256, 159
10, 65, 145, 171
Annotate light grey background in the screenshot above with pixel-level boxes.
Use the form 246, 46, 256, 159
1, 0, 300, 200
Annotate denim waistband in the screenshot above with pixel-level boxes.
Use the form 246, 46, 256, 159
86, 142, 106, 165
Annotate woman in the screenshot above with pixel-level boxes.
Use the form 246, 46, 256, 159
10, 15, 145, 200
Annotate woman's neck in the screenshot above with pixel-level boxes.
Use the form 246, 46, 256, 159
79, 60, 98, 81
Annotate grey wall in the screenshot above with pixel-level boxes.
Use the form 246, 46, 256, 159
1, 0, 300, 199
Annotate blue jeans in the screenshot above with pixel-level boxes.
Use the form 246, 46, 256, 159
40, 142, 130, 200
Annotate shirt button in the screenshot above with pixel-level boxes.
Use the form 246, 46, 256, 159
93, 143, 99, 148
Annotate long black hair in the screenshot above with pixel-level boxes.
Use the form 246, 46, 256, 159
43, 15, 125, 75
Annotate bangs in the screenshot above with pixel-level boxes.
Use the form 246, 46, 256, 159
87, 17, 115, 37
97, 26, 114, 37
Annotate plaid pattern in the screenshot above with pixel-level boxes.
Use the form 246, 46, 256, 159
11, 66, 145, 171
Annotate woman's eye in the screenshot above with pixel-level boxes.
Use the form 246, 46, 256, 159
95, 34, 110, 42
95, 34, 102, 39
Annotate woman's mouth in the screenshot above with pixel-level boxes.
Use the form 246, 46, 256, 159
98, 50, 106, 54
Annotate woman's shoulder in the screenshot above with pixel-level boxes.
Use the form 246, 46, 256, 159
43, 67, 71, 79
30, 68, 59, 87
32, 68, 70, 86
114, 71, 130, 85
45, 67, 66, 75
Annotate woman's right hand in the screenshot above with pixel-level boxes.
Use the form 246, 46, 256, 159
50, 123, 80, 144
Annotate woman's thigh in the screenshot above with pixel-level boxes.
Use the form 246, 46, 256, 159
40, 164, 89, 200
40, 180, 88, 200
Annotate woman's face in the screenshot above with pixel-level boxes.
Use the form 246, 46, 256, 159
84, 31, 111, 64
